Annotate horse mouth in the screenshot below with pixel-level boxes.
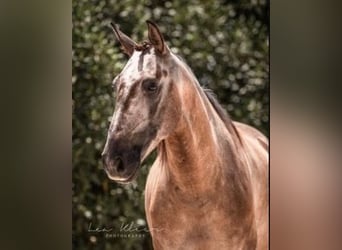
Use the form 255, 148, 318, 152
105, 164, 140, 184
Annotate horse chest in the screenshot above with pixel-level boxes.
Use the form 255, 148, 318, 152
145, 182, 256, 250
146, 195, 218, 249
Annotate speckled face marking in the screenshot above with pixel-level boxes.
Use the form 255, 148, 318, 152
109, 49, 157, 128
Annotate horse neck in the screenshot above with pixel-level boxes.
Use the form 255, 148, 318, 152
158, 70, 231, 192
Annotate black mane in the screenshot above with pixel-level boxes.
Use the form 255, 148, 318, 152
203, 88, 242, 144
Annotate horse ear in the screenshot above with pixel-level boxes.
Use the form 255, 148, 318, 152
110, 22, 137, 56
146, 20, 169, 55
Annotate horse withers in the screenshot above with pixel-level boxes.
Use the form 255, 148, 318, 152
101, 21, 268, 250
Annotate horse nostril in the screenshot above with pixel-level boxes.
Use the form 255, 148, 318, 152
114, 157, 125, 173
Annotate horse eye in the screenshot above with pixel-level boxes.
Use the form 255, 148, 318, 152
143, 80, 158, 93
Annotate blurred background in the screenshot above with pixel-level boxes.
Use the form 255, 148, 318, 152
72, 0, 268, 249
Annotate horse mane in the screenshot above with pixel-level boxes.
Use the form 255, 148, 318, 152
172, 53, 243, 144
203, 88, 243, 144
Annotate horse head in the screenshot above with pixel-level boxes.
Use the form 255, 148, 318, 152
102, 21, 182, 183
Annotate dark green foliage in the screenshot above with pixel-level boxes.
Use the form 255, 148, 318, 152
73, 0, 268, 249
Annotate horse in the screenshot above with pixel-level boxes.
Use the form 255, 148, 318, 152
101, 21, 268, 250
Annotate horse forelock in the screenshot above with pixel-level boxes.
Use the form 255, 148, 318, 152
134, 41, 152, 51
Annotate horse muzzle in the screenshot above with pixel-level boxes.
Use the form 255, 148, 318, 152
101, 144, 142, 184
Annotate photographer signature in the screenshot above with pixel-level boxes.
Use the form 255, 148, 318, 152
88, 222, 164, 233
